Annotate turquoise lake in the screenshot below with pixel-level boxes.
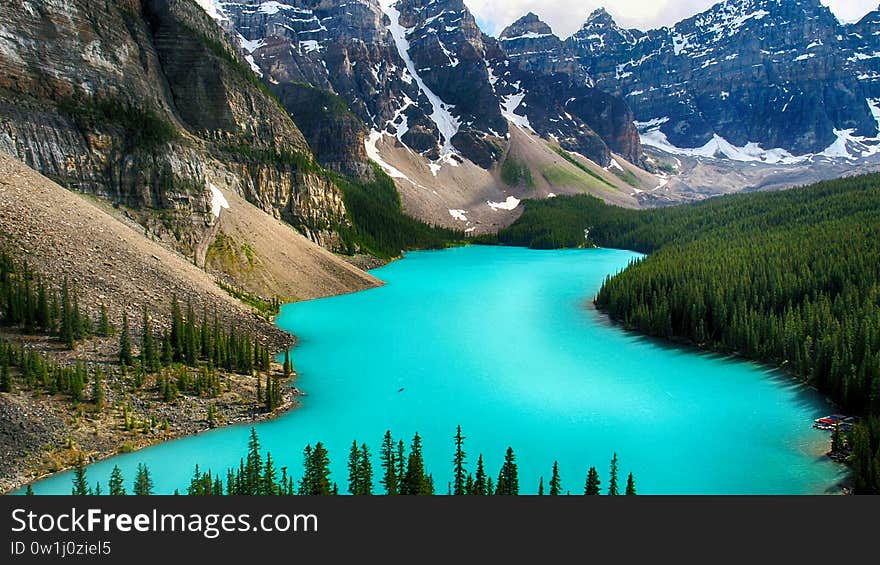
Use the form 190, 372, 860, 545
21, 246, 845, 494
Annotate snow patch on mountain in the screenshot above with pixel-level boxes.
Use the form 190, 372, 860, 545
383, 3, 460, 157
365, 131, 410, 180
487, 196, 521, 211
195, 0, 226, 21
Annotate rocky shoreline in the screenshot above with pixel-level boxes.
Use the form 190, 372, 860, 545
0, 359, 301, 495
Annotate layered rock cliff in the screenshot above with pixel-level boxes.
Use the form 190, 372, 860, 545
0, 0, 349, 256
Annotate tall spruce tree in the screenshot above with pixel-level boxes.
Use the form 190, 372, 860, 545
452, 425, 467, 495
98, 304, 112, 337
91, 367, 104, 409
473, 454, 487, 496
347, 440, 362, 495
608, 453, 620, 496
496, 447, 519, 495
133, 463, 154, 495
109, 465, 126, 495
72, 455, 89, 496
402, 432, 431, 495
538, 477, 544, 496
118, 311, 132, 366
141, 306, 158, 372
358, 443, 373, 495
379, 430, 398, 495
549, 461, 561, 495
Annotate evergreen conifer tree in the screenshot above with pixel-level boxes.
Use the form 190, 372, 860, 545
608, 453, 620, 496
358, 443, 373, 495
379, 430, 398, 495
452, 425, 467, 495
109, 465, 126, 495
625, 472, 637, 495
118, 311, 132, 366
549, 461, 561, 495
133, 463, 154, 495
496, 447, 519, 495
72, 455, 89, 496
473, 454, 487, 496
584, 466, 601, 495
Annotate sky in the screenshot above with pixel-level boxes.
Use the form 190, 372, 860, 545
459, 0, 879, 38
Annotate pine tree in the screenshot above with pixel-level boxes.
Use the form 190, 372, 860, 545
402, 432, 431, 495
133, 463, 154, 495
625, 472, 637, 495
245, 428, 262, 495
358, 443, 373, 495
379, 430, 398, 495
549, 461, 561, 495
72, 455, 89, 496
109, 465, 126, 495
98, 304, 112, 337
311, 442, 332, 495
263, 452, 279, 495
584, 466, 601, 495
60, 279, 74, 349
496, 447, 519, 495
91, 367, 104, 409
395, 439, 406, 488
608, 453, 620, 496
118, 311, 132, 366
170, 296, 183, 362
831, 423, 843, 454
473, 454, 487, 496
0, 357, 11, 393
25, 484, 34, 496
538, 477, 544, 495
452, 425, 467, 495
141, 306, 158, 373
348, 440, 362, 495
283, 349, 293, 378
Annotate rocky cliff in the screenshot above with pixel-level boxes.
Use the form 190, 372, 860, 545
0, 0, 349, 258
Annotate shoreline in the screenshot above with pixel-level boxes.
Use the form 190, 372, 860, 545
586, 297, 853, 494
1, 365, 301, 495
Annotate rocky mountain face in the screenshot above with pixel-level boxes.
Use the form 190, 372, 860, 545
569, 0, 880, 157
0, 0, 348, 255
491, 13, 641, 166
208, 0, 640, 172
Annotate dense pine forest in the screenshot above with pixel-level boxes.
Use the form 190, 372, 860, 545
333, 165, 464, 259
0, 250, 292, 424
485, 174, 880, 493
55, 427, 635, 497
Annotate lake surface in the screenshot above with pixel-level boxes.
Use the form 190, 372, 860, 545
22, 246, 845, 495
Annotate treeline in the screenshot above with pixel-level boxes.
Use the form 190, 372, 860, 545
1, 247, 289, 410
0, 253, 110, 349
487, 174, 880, 493
333, 164, 464, 259
59, 427, 637, 496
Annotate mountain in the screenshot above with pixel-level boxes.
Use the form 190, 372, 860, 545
205, 0, 645, 231
492, 12, 642, 166
570, 0, 880, 161
0, 0, 355, 268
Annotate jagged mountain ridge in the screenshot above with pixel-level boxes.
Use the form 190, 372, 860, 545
569, 0, 880, 160
207, 0, 641, 171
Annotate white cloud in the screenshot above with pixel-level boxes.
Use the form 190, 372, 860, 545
457, 0, 877, 38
